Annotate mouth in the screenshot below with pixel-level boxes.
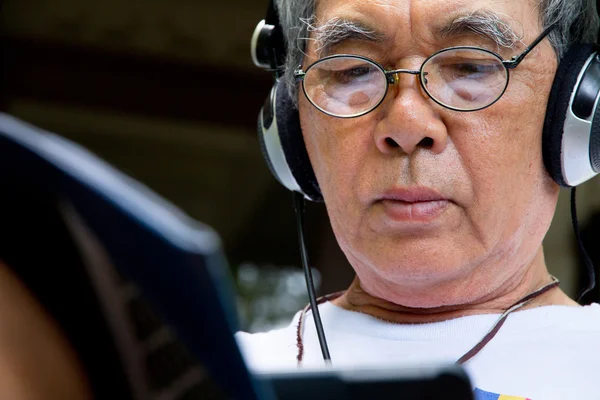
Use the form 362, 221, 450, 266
375, 187, 450, 223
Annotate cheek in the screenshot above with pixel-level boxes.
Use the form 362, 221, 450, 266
445, 73, 557, 244
299, 96, 370, 200
455, 54, 555, 185
455, 46, 556, 169
299, 97, 378, 249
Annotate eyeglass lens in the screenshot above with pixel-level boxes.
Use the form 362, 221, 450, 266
302, 49, 509, 116
303, 57, 387, 117
422, 48, 508, 111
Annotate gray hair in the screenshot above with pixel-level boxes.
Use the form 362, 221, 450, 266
274, 0, 599, 104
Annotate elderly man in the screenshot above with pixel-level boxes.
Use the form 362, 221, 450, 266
238, 0, 600, 398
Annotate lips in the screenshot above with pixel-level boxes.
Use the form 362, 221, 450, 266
376, 187, 450, 223
379, 187, 447, 203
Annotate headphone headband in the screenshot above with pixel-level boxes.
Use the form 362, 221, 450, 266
265, 0, 279, 26
251, 0, 286, 71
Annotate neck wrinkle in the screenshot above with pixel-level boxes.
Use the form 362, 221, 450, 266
333, 250, 575, 324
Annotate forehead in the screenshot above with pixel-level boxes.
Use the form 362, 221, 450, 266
312, 0, 539, 43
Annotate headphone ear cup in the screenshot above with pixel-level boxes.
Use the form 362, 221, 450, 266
543, 44, 597, 186
257, 82, 323, 202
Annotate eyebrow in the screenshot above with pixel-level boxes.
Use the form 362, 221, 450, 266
304, 10, 523, 57
437, 10, 523, 50
303, 16, 385, 56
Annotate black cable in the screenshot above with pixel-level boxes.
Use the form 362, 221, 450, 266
293, 191, 332, 362
571, 187, 596, 303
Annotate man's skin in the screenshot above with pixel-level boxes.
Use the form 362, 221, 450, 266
0, 261, 91, 399
297, 0, 579, 324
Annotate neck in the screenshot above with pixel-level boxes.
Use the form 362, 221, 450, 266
333, 252, 578, 324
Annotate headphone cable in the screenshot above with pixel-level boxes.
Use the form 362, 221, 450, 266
571, 187, 596, 303
293, 191, 332, 362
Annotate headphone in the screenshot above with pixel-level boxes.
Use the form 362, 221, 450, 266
252, 1, 600, 201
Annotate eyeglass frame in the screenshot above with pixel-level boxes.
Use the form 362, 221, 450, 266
293, 23, 557, 117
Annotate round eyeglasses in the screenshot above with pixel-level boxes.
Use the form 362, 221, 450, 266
294, 24, 556, 117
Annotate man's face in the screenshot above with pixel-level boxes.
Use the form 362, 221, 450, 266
298, 0, 560, 307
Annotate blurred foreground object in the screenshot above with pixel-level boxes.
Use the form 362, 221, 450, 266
0, 113, 260, 399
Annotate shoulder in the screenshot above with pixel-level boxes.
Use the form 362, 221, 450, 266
557, 303, 600, 337
542, 303, 600, 329
235, 311, 302, 371
470, 304, 600, 399
496, 303, 600, 356
502, 303, 600, 336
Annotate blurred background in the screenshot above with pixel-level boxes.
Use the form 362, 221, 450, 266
1, 0, 598, 333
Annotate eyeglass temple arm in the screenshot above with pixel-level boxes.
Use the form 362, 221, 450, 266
503, 23, 558, 69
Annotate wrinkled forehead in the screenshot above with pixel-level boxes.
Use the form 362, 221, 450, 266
309, 0, 541, 54
313, 0, 539, 26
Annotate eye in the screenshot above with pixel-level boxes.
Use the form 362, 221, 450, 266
447, 62, 500, 77
330, 65, 377, 84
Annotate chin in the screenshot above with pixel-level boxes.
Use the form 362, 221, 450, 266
378, 258, 470, 286
361, 269, 478, 308
351, 246, 483, 306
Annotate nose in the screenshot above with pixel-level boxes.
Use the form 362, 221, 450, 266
374, 74, 448, 156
